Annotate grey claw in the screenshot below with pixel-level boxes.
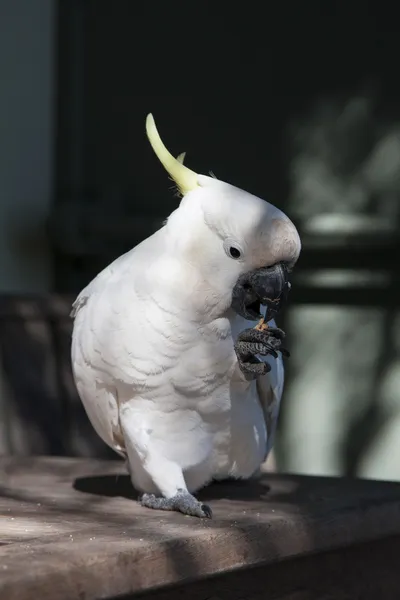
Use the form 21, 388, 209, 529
140, 491, 213, 519
235, 326, 289, 379
200, 503, 213, 519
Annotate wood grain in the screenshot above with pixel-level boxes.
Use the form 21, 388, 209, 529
1, 457, 400, 599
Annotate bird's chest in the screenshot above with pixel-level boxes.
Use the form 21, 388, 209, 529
171, 317, 237, 403
172, 319, 266, 457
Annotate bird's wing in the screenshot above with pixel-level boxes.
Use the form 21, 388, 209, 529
255, 318, 285, 460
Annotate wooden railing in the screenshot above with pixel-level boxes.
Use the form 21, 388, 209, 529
0, 295, 114, 458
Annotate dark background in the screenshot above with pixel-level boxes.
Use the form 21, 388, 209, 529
53, 2, 400, 293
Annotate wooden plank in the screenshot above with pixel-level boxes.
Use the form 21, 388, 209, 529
1, 457, 400, 599
133, 536, 400, 600
290, 283, 400, 306
49, 207, 400, 267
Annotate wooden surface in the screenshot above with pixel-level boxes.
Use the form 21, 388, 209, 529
2, 458, 400, 599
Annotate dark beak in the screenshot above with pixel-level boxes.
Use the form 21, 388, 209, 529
231, 263, 291, 321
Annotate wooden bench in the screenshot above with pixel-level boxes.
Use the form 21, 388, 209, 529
0, 295, 116, 458
1, 456, 400, 599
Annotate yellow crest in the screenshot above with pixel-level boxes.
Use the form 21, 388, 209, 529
146, 114, 199, 196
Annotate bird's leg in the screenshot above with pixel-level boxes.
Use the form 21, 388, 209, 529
120, 405, 212, 518
234, 326, 290, 381
139, 456, 212, 518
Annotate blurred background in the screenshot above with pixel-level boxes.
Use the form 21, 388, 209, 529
0, 0, 399, 481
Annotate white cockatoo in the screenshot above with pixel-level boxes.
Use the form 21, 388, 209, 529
71, 114, 301, 518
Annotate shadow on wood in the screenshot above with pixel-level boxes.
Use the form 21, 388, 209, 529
2, 457, 400, 599
73, 473, 271, 503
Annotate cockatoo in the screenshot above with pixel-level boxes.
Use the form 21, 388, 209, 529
71, 114, 301, 518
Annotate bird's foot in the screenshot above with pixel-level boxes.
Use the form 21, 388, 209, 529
234, 326, 290, 380
140, 489, 212, 518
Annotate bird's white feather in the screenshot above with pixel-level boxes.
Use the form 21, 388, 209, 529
71, 115, 299, 501
71, 241, 283, 488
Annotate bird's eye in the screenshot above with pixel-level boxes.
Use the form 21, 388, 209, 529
229, 246, 241, 259
223, 239, 244, 260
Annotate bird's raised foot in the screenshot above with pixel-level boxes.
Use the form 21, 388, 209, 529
140, 489, 212, 519
234, 326, 290, 380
